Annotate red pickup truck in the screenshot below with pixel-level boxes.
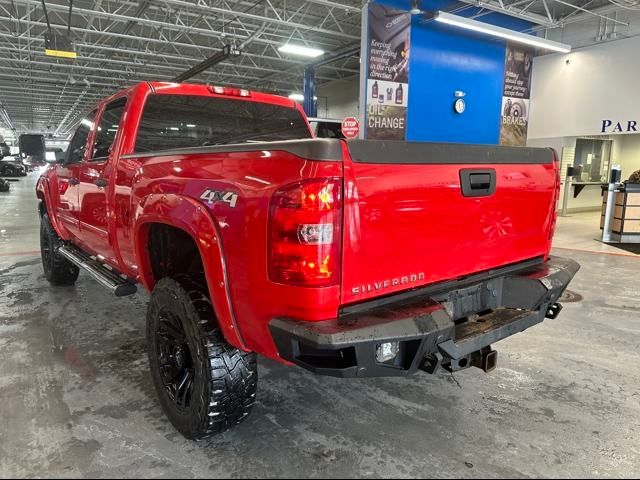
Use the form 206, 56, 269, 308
37, 81, 579, 439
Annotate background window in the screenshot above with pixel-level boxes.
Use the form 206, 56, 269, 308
573, 138, 613, 183
93, 98, 127, 160
67, 111, 97, 164
134, 94, 311, 153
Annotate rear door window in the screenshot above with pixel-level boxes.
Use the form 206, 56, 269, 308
92, 97, 127, 160
67, 111, 97, 164
134, 95, 311, 153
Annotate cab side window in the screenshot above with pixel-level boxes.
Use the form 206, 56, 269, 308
92, 98, 127, 160
67, 111, 96, 164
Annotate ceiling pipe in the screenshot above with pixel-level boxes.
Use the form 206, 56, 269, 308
54, 84, 91, 136
0, 23, 358, 76
171, 44, 242, 83
0, 54, 321, 90
0, 103, 16, 131
456, 0, 554, 26
10, 0, 358, 43
552, 0, 629, 26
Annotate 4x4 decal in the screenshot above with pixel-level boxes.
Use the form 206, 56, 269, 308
200, 189, 239, 208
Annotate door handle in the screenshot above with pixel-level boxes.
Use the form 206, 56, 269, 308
69, 178, 80, 186
469, 174, 492, 190
460, 169, 496, 197
94, 178, 108, 188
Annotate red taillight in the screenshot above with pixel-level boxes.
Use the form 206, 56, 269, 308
269, 179, 342, 287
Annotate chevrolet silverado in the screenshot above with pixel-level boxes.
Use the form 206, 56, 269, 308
37, 81, 579, 439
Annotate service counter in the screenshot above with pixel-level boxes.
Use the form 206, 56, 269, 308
601, 184, 640, 241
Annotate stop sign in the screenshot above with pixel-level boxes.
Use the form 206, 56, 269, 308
341, 117, 360, 139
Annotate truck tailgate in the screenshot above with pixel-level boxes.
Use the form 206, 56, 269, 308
341, 141, 558, 304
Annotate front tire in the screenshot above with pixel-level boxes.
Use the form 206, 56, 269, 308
40, 213, 80, 285
146, 276, 257, 440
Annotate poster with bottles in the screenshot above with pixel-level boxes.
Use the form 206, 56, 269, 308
365, 3, 411, 141
500, 43, 533, 146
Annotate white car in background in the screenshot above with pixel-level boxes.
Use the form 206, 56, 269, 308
307, 117, 346, 139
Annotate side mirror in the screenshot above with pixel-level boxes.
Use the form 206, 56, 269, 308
54, 151, 66, 164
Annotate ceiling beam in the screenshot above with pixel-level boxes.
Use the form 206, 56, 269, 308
9, 0, 358, 46
551, 0, 629, 27
0, 18, 358, 75
457, 0, 555, 27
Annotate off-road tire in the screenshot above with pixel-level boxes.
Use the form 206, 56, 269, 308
147, 276, 257, 440
40, 213, 80, 285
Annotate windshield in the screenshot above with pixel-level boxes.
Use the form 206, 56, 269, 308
134, 94, 311, 153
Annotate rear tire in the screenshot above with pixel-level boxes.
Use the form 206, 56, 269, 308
40, 213, 80, 285
146, 276, 257, 440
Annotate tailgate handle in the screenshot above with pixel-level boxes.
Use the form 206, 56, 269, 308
460, 169, 496, 197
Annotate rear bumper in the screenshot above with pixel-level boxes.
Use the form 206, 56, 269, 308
269, 256, 580, 378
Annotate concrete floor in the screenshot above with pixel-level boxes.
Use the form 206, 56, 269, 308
1, 173, 639, 478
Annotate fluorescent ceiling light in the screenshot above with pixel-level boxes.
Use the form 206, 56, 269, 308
434, 11, 571, 53
278, 44, 324, 58
288, 93, 318, 102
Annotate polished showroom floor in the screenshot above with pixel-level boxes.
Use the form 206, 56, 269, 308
1, 173, 639, 478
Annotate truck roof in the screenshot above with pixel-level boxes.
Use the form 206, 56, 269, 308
100, 81, 298, 110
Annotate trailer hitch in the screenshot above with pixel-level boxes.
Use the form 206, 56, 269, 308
470, 347, 498, 373
420, 347, 498, 375
419, 351, 466, 374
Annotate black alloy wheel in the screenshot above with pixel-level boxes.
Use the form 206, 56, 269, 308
147, 276, 258, 439
40, 212, 79, 285
156, 309, 196, 410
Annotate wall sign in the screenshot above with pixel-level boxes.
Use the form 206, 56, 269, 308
342, 117, 360, 139
499, 43, 533, 146
365, 3, 411, 140
600, 120, 639, 133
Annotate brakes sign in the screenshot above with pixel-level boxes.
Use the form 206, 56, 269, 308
342, 117, 360, 139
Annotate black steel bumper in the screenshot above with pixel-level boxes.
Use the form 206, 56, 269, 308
269, 256, 580, 378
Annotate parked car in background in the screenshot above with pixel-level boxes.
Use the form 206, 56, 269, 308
22, 156, 36, 172
24, 153, 50, 172
307, 117, 345, 139
0, 142, 10, 158
19, 134, 46, 166
0, 134, 11, 159
46, 147, 64, 161
0, 157, 27, 177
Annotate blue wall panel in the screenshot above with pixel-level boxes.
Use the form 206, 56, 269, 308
373, 0, 533, 145
405, 23, 506, 144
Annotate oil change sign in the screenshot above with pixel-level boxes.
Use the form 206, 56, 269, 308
365, 3, 411, 141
